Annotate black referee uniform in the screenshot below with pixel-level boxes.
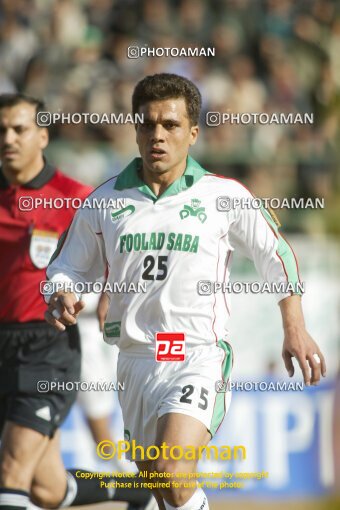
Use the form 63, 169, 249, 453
0, 161, 92, 437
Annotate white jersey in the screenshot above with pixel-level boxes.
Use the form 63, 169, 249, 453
46, 156, 301, 353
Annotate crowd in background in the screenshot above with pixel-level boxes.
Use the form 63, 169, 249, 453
0, 0, 339, 235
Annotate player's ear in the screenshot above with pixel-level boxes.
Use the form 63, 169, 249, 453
189, 125, 199, 146
39, 127, 49, 150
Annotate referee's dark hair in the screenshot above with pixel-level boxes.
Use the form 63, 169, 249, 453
132, 73, 202, 126
0, 93, 46, 116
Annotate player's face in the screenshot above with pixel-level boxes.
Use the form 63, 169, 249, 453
0, 103, 48, 174
136, 98, 199, 176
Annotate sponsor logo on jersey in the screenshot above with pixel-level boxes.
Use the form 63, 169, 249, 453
179, 199, 207, 223
155, 332, 185, 361
119, 232, 199, 253
111, 204, 135, 222
104, 321, 121, 337
29, 229, 59, 269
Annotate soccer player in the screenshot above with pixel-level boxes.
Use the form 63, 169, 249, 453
45, 74, 326, 510
0, 94, 155, 510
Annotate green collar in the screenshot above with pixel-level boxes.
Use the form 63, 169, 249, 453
114, 155, 209, 201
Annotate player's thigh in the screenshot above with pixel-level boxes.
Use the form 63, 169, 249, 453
0, 421, 49, 489
157, 412, 211, 449
136, 461, 166, 510
30, 430, 67, 508
154, 412, 211, 474
149, 414, 210, 507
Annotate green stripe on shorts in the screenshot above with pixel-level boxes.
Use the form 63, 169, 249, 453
209, 340, 233, 436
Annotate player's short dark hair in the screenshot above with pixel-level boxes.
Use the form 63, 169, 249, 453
0, 93, 46, 116
132, 73, 202, 126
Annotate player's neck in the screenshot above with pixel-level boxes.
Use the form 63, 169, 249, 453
2, 155, 45, 186
141, 160, 186, 197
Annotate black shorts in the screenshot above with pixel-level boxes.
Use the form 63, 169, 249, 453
0, 321, 81, 437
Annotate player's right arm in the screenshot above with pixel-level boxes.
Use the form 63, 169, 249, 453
44, 207, 106, 331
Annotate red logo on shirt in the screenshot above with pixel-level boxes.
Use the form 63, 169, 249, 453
155, 332, 185, 361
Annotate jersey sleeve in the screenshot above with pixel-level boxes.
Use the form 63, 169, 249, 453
228, 186, 302, 303
46, 207, 106, 292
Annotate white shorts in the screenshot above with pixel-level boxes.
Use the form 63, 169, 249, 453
117, 340, 233, 460
78, 315, 119, 419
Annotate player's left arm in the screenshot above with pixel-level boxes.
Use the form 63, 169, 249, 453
279, 294, 326, 385
228, 186, 326, 385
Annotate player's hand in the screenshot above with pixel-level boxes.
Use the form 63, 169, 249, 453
97, 292, 109, 332
45, 291, 85, 331
282, 326, 326, 386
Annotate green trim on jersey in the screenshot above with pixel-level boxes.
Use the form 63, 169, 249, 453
209, 340, 233, 437
114, 155, 209, 201
260, 206, 302, 295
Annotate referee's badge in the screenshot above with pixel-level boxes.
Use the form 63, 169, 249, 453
29, 229, 59, 269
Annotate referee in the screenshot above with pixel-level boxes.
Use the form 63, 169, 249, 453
0, 94, 155, 510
